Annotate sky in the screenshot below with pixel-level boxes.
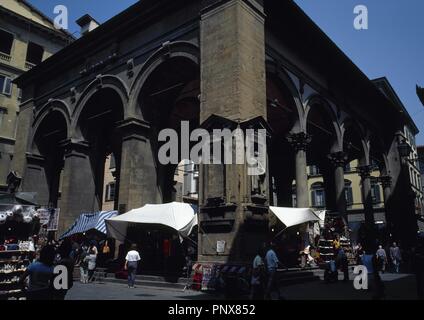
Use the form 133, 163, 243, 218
28, 0, 424, 145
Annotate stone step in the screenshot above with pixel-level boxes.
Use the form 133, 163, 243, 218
105, 273, 189, 284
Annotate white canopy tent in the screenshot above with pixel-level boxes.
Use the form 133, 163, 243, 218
269, 207, 321, 228
105, 202, 198, 242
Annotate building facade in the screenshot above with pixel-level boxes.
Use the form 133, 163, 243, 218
418, 145, 424, 216
12, 0, 420, 263
0, 0, 73, 192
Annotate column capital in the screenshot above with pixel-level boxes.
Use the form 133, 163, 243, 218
357, 165, 372, 180
328, 151, 348, 168
379, 175, 392, 189
60, 139, 90, 158
115, 118, 151, 142
286, 132, 312, 152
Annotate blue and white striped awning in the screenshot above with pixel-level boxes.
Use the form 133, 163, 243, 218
60, 210, 118, 239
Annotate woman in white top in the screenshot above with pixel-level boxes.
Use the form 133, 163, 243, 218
125, 244, 141, 288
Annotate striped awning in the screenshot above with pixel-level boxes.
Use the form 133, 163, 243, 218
60, 210, 118, 239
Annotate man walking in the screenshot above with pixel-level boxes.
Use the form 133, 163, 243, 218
389, 242, 402, 273
376, 245, 387, 273
265, 242, 282, 300
125, 244, 141, 288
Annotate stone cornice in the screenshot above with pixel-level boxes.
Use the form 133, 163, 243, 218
115, 118, 151, 141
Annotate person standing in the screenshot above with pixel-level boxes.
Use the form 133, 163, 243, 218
376, 245, 388, 273
20, 245, 56, 300
79, 245, 89, 283
125, 244, 141, 288
87, 248, 97, 282
389, 242, 402, 274
250, 248, 265, 300
336, 248, 349, 281
264, 243, 282, 300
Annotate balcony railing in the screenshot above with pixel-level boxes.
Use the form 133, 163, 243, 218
0, 52, 11, 63
25, 61, 36, 70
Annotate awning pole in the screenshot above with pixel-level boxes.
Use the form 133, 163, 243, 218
272, 227, 288, 241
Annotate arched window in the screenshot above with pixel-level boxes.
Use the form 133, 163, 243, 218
371, 181, 381, 204
344, 180, 353, 207
292, 185, 297, 208
311, 182, 326, 208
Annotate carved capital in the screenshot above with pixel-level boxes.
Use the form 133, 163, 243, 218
379, 175, 392, 189
60, 139, 90, 158
357, 165, 372, 180
286, 132, 311, 152
328, 151, 348, 168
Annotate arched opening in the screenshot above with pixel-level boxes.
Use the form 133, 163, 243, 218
266, 75, 298, 207
130, 56, 200, 276
77, 88, 125, 211
138, 56, 200, 204
306, 98, 339, 212
32, 110, 68, 207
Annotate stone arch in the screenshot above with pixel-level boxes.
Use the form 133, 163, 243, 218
71, 75, 128, 137
31, 99, 71, 152
341, 116, 367, 163
265, 61, 303, 131
128, 41, 200, 119
304, 94, 340, 136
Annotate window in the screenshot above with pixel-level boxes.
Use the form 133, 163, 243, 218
311, 182, 326, 208
0, 29, 14, 55
344, 162, 351, 173
371, 182, 381, 204
26, 42, 44, 65
345, 180, 353, 207
0, 75, 12, 96
292, 185, 297, 208
0, 107, 7, 129
309, 165, 320, 176
105, 182, 116, 202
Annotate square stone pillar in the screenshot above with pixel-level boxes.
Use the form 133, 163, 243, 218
23, 154, 50, 206
198, 0, 267, 264
58, 140, 97, 234
117, 118, 161, 214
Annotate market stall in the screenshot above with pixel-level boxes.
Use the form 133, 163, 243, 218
105, 202, 198, 242
105, 202, 198, 276
59, 210, 118, 240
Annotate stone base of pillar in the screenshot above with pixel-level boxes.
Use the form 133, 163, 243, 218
197, 204, 269, 265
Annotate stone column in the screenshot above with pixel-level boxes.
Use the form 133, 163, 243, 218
357, 164, 375, 250
23, 154, 50, 206
328, 151, 349, 232
59, 140, 97, 234
380, 175, 393, 238
287, 132, 311, 208
117, 118, 161, 214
